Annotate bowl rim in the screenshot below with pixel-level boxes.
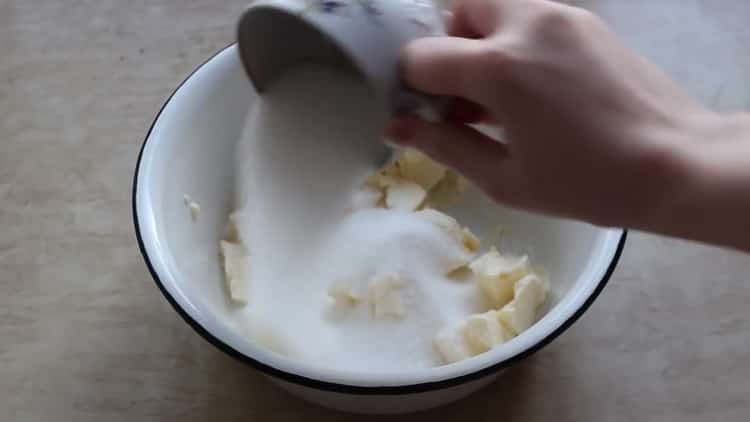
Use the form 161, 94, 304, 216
132, 43, 627, 395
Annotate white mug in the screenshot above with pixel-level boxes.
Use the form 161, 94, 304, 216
237, 0, 445, 114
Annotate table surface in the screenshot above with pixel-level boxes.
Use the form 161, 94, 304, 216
2, 1, 749, 421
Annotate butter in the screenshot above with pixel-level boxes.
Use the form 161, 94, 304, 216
498, 274, 549, 335
368, 273, 406, 319
219, 240, 248, 305
470, 248, 531, 308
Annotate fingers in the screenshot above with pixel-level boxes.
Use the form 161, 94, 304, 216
444, 98, 489, 124
402, 36, 487, 100
404, 1, 522, 103
385, 116, 513, 194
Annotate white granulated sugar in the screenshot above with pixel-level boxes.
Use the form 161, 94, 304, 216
229, 65, 477, 371
226, 64, 548, 371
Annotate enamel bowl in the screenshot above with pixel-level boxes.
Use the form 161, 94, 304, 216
133, 45, 626, 414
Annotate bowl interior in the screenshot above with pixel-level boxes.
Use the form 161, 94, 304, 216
135, 45, 623, 389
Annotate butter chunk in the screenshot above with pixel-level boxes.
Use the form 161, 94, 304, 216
498, 274, 549, 335
368, 274, 406, 319
417, 208, 461, 233
365, 149, 447, 211
461, 227, 480, 253
366, 163, 401, 190
371, 149, 446, 191
470, 248, 531, 309
417, 209, 481, 254
183, 194, 201, 222
425, 170, 466, 207
223, 211, 243, 243
397, 149, 446, 191
328, 280, 362, 307
384, 179, 427, 211
435, 310, 514, 364
219, 240, 248, 305
463, 310, 513, 355
434, 322, 473, 364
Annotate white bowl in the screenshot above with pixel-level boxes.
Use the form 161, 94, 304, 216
133, 45, 626, 414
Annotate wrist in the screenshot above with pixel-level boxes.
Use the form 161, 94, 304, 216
645, 111, 750, 250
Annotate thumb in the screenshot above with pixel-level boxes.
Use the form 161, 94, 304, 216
402, 36, 488, 102
385, 116, 514, 199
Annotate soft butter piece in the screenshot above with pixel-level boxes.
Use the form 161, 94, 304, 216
498, 274, 549, 335
463, 310, 513, 355
371, 149, 446, 192
417, 209, 481, 254
434, 321, 473, 364
223, 211, 243, 243
396, 149, 446, 191
461, 227, 480, 253
183, 194, 201, 222
368, 274, 406, 319
470, 248, 531, 309
219, 240, 248, 305
328, 280, 362, 307
417, 208, 461, 233
424, 170, 466, 207
434, 310, 514, 364
366, 149, 446, 211
384, 179, 427, 211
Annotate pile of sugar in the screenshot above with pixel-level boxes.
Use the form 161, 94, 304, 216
231, 65, 481, 371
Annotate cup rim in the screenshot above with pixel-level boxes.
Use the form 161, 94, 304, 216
237, 2, 364, 93
132, 43, 627, 395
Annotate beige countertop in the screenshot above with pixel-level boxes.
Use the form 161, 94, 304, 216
2, 1, 749, 420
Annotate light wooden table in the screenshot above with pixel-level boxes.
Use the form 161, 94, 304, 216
2, 1, 749, 420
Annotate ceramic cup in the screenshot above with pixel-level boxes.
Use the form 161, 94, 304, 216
237, 0, 445, 114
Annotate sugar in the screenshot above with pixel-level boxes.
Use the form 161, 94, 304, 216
231, 65, 481, 371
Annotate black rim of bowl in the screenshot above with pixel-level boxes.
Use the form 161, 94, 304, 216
132, 43, 628, 396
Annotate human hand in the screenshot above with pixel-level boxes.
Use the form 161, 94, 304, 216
386, 0, 724, 230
